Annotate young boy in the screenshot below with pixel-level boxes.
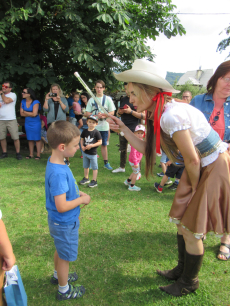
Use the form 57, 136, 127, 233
154, 160, 185, 193
45, 120, 91, 301
79, 115, 102, 187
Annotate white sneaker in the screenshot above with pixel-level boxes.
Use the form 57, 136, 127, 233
112, 167, 125, 173
136, 173, 141, 180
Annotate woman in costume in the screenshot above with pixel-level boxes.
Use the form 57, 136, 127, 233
109, 59, 230, 296
190, 60, 230, 261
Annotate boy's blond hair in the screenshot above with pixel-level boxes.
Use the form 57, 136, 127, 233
47, 120, 80, 149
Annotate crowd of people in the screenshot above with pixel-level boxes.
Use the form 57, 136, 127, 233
0, 58, 230, 302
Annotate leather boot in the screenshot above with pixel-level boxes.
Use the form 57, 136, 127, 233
159, 250, 204, 296
157, 233, 185, 280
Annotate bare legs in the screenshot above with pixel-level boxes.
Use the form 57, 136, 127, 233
27, 140, 41, 158
0, 138, 20, 154
177, 224, 204, 255
54, 250, 69, 286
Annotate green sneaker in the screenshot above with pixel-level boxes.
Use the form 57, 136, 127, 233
50, 272, 78, 285
57, 284, 85, 300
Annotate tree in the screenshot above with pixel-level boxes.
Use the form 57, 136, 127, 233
0, 0, 185, 101
172, 81, 207, 100
217, 24, 230, 58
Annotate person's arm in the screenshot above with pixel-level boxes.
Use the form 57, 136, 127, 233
54, 192, 91, 213
123, 105, 146, 120
20, 102, 25, 117
20, 103, 39, 117
0, 92, 13, 104
85, 139, 102, 150
0, 219, 16, 271
172, 129, 200, 192
58, 98, 68, 112
108, 115, 146, 154
77, 118, 83, 129
80, 137, 86, 152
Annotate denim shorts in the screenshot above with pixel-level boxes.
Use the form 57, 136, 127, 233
99, 130, 108, 146
83, 152, 98, 170
48, 217, 79, 261
160, 151, 167, 163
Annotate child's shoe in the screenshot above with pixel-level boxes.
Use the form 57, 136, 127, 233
56, 284, 85, 301
128, 185, 141, 191
79, 177, 90, 185
168, 182, 178, 190
104, 162, 113, 170
157, 172, 164, 177
124, 179, 131, 186
50, 272, 78, 285
164, 178, 173, 185
154, 182, 163, 193
88, 180, 97, 188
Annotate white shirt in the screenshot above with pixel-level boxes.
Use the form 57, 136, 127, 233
160, 100, 228, 167
0, 92, 17, 120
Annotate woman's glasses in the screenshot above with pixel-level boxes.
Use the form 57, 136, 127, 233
22, 91, 28, 94
210, 111, 220, 126
222, 77, 230, 84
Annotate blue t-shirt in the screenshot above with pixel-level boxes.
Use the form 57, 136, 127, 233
45, 158, 80, 223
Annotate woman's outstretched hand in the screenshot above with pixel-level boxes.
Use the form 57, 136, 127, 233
107, 115, 125, 134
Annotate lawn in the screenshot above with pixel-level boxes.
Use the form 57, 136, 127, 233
1, 133, 229, 306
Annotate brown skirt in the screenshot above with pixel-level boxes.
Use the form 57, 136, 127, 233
169, 151, 230, 237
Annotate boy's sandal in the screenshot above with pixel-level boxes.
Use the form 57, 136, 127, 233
26, 156, 33, 159
217, 243, 230, 261
35, 156, 41, 160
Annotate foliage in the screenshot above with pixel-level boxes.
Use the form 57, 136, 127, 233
217, 24, 230, 58
166, 71, 183, 85
172, 81, 207, 100
1, 134, 230, 305
0, 0, 185, 100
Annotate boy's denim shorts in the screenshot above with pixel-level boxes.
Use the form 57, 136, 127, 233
99, 130, 108, 146
83, 152, 98, 170
48, 217, 79, 261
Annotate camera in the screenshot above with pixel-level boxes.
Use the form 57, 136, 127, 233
49, 93, 57, 97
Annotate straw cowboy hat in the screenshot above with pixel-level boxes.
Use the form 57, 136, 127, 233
113, 59, 180, 94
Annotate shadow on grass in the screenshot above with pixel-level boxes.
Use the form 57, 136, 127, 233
12, 230, 182, 305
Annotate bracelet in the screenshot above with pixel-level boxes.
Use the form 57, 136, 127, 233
130, 110, 133, 115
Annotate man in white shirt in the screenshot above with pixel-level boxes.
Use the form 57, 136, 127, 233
85, 80, 116, 170
0, 81, 22, 159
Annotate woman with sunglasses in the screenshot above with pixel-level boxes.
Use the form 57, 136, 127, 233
20, 88, 41, 159
190, 60, 230, 261
109, 59, 230, 297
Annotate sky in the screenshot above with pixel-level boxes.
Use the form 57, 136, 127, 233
148, 0, 230, 73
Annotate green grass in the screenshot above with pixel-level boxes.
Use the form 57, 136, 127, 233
1, 133, 230, 306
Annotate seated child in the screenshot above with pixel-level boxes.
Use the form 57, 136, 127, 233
45, 120, 91, 301
124, 125, 145, 191
79, 115, 102, 188
0, 210, 16, 304
154, 160, 185, 193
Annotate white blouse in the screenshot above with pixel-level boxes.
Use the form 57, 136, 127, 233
160, 100, 228, 167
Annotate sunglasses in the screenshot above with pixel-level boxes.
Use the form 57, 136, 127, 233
22, 91, 28, 94
210, 111, 220, 126
2, 84, 10, 89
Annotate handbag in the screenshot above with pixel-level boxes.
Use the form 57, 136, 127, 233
4, 266, 27, 306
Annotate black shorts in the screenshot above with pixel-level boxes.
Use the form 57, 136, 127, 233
165, 164, 184, 179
